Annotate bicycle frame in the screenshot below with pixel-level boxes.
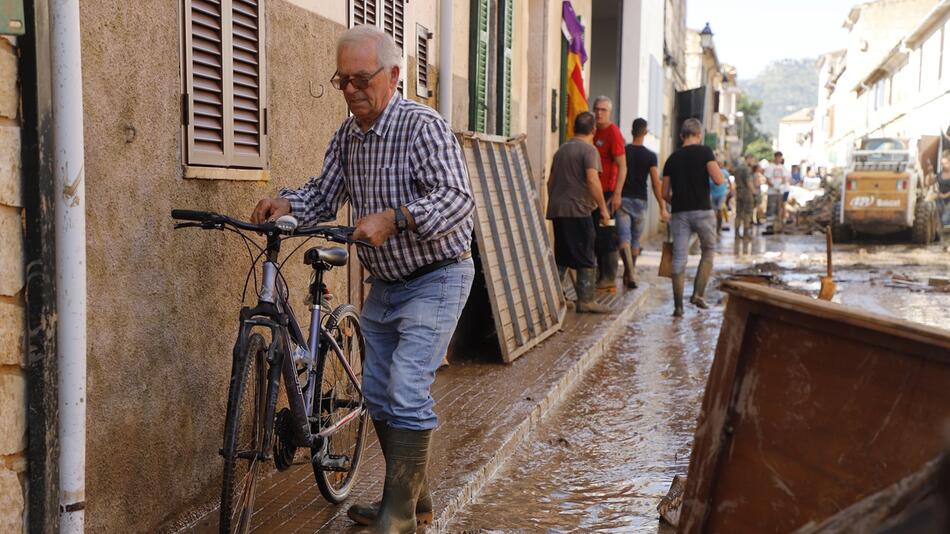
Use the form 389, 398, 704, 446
231, 232, 364, 458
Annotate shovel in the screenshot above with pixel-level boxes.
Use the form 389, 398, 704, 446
818, 226, 836, 301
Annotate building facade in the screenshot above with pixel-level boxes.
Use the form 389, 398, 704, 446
778, 106, 816, 169
0, 32, 26, 534
814, 0, 945, 167
8, 1, 700, 532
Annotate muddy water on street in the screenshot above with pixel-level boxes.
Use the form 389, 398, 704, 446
449, 289, 720, 533
448, 232, 948, 533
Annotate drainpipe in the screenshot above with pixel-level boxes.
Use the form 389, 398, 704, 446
438, 0, 453, 125
50, 0, 87, 532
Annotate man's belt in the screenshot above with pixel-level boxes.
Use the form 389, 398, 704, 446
403, 250, 472, 282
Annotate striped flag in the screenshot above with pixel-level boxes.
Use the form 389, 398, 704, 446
562, 1, 588, 138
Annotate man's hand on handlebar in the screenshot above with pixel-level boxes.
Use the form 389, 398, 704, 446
251, 197, 291, 224
353, 210, 396, 247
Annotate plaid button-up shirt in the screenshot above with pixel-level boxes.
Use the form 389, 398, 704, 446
280, 93, 475, 282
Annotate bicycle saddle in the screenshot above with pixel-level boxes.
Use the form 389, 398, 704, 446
304, 246, 348, 267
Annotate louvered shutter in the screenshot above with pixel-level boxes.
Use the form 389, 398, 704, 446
416, 24, 430, 98
185, 0, 227, 165
382, 0, 406, 94
350, 0, 377, 27
229, 0, 266, 167
184, 0, 266, 168
469, 0, 490, 133
497, 0, 513, 136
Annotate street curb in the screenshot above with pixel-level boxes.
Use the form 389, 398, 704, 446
431, 283, 655, 532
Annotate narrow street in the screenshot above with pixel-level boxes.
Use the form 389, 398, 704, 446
448, 231, 949, 533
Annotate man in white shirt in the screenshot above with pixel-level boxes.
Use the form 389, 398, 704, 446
763, 151, 788, 232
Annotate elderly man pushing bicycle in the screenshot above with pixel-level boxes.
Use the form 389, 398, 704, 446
251, 25, 474, 534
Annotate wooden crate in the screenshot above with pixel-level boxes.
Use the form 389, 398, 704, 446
457, 132, 566, 363
680, 281, 950, 533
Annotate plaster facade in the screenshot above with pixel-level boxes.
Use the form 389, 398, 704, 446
778, 107, 816, 168
76, 1, 353, 531
821, 0, 940, 164
0, 34, 26, 534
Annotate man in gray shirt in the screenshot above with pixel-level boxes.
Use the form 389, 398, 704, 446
547, 112, 611, 313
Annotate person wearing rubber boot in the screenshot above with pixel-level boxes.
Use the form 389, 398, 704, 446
250, 26, 474, 533
547, 112, 612, 314
617, 118, 669, 289
661, 118, 725, 317
591, 96, 627, 292
733, 155, 757, 241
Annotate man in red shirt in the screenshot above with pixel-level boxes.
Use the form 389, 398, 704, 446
591, 96, 627, 290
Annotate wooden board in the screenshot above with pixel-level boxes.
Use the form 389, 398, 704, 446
680, 281, 950, 533
457, 132, 566, 362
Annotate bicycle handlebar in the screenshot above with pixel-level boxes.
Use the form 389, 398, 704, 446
171, 209, 365, 245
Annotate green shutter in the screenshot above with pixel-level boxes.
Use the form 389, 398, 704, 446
469, 0, 490, 133
496, 0, 513, 136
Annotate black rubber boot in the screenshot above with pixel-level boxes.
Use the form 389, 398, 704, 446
576, 268, 611, 313
619, 244, 638, 289
596, 250, 620, 290
690, 253, 714, 310
348, 422, 433, 528
672, 273, 685, 317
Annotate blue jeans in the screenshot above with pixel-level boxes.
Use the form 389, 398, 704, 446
360, 259, 474, 430
616, 197, 648, 250
670, 210, 717, 274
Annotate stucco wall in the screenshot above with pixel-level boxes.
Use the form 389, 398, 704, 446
78, 1, 352, 531
0, 34, 26, 534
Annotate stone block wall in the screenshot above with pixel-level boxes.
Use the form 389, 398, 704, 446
0, 34, 26, 533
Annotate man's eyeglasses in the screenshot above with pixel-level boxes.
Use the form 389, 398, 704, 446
330, 66, 386, 91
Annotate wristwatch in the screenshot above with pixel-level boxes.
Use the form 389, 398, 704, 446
393, 206, 409, 234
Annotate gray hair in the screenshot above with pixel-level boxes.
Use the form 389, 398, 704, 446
680, 118, 703, 138
593, 95, 612, 109
337, 25, 401, 69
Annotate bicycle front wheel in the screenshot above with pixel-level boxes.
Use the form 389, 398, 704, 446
220, 332, 269, 534
312, 304, 368, 503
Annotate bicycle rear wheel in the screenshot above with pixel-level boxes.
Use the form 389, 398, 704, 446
312, 304, 368, 503
220, 332, 269, 533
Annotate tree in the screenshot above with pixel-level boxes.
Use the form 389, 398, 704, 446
737, 94, 769, 146
744, 138, 774, 162
737, 94, 772, 160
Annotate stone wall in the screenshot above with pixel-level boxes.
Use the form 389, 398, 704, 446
0, 35, 26, 534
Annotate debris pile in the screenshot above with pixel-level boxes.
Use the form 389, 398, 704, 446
786, 183, 840, 234
884, 272, 950, 292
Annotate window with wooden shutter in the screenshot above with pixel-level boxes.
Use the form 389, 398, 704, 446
496, 0, 513, 136
350, 0, 405, 93
349, 0, 378, 27
469, 0, 490, 133
416, 24, 431, 98
183, 0, 267, 168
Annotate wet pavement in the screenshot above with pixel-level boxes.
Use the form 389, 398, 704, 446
447, 229, 949, 533
171, 277, 649, 533
171, 228, 948, 534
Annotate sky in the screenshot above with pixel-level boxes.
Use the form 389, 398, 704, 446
686, 0, 856, 78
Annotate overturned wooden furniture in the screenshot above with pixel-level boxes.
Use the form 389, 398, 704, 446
680, 281, 950, 533
795, 453, 950, 533
457, 132, 566, 362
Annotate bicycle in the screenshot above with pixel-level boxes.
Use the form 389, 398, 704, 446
172, 209, 369, 534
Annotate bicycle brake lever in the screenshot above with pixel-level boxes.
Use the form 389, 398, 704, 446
174, 222, 202, 230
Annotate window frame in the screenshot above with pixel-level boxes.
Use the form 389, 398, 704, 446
181, 0, 268, 171
349, 0, 407, 92
415, 24, 432, 99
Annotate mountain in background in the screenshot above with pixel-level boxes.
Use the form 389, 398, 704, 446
739, 58, 819, 137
